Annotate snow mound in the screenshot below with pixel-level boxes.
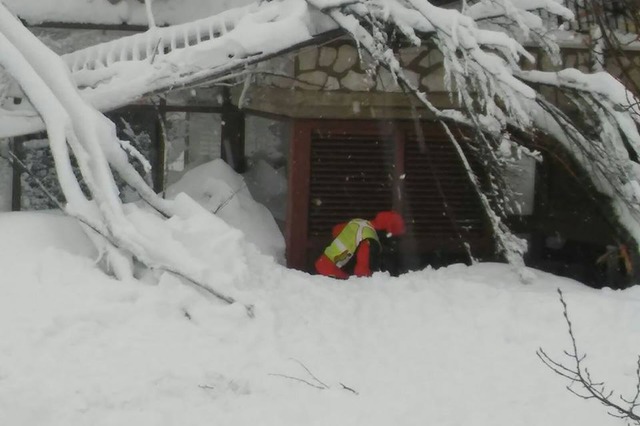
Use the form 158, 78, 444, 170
1, 209, 640, 425
244, 159, 288, 223
0, 211, 96, 261
165, 159, 285, 263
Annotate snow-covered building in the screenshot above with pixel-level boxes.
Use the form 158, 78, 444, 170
3, 0, 639, 286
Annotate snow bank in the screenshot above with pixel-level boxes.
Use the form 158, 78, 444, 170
165, 159, 285, 263
0, 211, 96, 261
0, 208, 639, 425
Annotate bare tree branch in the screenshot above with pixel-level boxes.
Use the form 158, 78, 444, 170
270, 359, 358, 394
268, 373, 328, 390
538, 289, 640, 424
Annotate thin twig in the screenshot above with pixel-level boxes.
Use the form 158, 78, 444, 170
149, 37, 163, 65
290, 358, 330, 389
0, 149, 65, 209
271, 359, 358, 394
538, 289, 640, 423
213, 183, 246, 214
268, 373, 327, 390
340, 382, 359, 395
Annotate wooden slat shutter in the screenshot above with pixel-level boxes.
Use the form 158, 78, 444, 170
303, 129, 395, 269
308, 131, 395, 236
402, 131, 487, 252
286, 120, 491, 272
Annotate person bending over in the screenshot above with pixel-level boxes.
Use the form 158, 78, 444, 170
315, 211, 406, 279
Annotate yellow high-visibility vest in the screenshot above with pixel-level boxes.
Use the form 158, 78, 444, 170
324, 219, 380, 268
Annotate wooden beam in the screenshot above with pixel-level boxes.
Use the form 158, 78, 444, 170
115, 103, 224, 114
10, 138, 24, 211
220, 88, 246, 173
27, 20, 150, 32
153, 98, 166, 194
286, 120, 312, 270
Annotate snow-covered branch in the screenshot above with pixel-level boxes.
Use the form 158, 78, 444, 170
0, 0, 334, 138
307, 0, 640, 271
144, 0, 156, 29
0, 2, 251, 313
308, 0, 576, 271
520, 69, 640, 246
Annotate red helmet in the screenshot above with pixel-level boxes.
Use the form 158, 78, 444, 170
371, 211, 406, 236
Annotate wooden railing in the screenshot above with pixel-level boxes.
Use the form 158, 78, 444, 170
62, 6, 249, 73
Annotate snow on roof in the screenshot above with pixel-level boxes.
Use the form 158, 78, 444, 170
5, 0, 257, 26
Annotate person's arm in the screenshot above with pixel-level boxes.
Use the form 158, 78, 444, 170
354, 240, 372, 277
315, 254, 350, 279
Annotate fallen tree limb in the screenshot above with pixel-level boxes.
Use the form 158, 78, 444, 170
2, 148, 254, 317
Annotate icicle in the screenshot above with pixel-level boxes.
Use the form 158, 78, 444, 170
145, 0, 156, 29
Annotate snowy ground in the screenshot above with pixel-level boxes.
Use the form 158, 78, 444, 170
0, 202, 639, 425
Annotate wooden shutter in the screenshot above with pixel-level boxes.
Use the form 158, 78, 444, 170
402, 129, 487, 252
308, 131, 395, 236
286, 120, 490, 272
303, 128, 395, 268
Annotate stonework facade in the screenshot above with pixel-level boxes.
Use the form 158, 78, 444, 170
244, 39, 640, 120
285, 42, 448, 94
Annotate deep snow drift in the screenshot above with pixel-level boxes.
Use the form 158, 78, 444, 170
165, 159, 285, 264
0, 204, 639, 425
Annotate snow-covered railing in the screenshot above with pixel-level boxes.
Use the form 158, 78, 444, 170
0, 0, 333, 138
63, 5, 251, 73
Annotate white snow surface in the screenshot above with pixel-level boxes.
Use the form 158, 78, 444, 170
166, 159, 286, 263
1, 209, 640, 425
4, 0, 256, 26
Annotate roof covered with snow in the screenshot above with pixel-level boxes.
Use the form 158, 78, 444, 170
5, 0, 256, 26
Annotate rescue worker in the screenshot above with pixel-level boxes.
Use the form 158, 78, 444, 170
315, 210, 406, 279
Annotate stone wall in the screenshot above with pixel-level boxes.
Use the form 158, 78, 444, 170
243, 40, 449, 119
263, 41, 447, 94
245, 39, 640, 119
